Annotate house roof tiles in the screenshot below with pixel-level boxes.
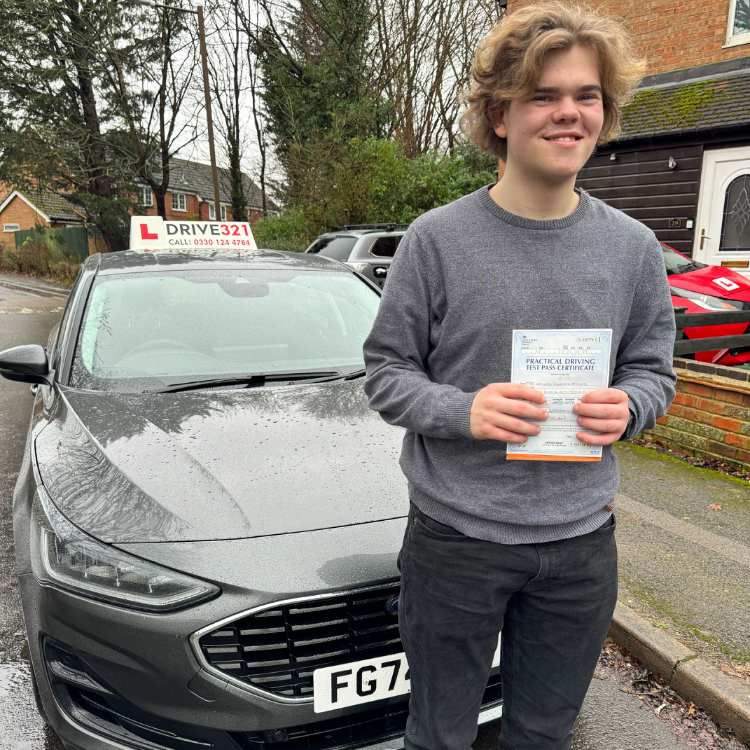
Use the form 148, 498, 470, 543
9, 189, 87, 223
619, 69, 750, 141
167, 158, 277, 211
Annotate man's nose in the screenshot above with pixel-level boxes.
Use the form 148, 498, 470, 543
552, 97, 580, 121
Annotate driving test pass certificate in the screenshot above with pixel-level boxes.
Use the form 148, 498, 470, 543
506, 329, 612, 462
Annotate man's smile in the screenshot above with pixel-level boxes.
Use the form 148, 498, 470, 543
543, 132, 584, 144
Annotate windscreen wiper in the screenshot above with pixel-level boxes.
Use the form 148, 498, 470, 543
148, 370, 341, 394
291, 367, 367, 384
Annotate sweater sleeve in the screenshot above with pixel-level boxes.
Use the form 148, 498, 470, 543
363, 227, 477, 439
613, 236, 677, 440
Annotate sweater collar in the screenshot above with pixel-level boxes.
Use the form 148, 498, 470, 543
478, 184, 590, 230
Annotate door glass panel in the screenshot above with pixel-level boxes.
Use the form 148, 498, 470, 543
719, 174, 750, 252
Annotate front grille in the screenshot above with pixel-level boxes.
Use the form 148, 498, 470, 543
198, 583, 405, 698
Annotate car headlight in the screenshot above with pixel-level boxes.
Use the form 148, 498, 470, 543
30, 485, 219, 612
670, 286, 744, 311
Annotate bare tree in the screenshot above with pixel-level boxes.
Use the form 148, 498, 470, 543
99, 1, 201, 219
205, 0, 249, 220
373, 0, 500, 156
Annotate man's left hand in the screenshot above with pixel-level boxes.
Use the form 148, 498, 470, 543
573, 388, 630, 446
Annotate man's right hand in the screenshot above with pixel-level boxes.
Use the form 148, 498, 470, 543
470, 383, 548, 442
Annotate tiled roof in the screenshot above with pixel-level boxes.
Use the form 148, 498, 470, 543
17, 189, 86, 222
166, 158, 278, 211
619, 70, 750, 141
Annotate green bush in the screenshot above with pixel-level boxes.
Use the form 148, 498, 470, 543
256, 138, 498, 252
16, 241, 52, 275
252, 207, 312, 253
0, 238, 80, 283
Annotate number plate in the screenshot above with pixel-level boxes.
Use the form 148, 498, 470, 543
312, 635, 500, 713
313, 653, 410, 713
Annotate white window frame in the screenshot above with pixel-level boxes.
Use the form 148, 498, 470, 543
171, 192, 187, 212
209, 203, 227, 220
725, 0, 750, 48
138, 186, 153, 207
3, 223, 20, 233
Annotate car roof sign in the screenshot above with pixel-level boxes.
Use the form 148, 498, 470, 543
129, 216, 257, 253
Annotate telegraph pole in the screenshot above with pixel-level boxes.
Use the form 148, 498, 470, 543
197, 6, 222, 219
133, 0, 222, 219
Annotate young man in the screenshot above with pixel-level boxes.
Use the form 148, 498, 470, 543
362, 3, 677, 750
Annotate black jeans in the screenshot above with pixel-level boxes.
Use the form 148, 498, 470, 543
398, 504, 618, 750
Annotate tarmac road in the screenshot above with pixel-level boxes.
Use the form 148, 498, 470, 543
0, 282, 66, 750
0, 279, 719, 750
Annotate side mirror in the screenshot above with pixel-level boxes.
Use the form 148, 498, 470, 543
0, 345, 54, 387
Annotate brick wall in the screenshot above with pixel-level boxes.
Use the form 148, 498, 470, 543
505, 0, 749, 77
641, 358, 750, 469
0, 194, 49, 233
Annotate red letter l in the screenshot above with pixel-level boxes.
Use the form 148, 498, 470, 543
140, 223, 159, 240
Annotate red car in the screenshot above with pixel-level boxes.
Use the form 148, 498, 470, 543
664, 243, 750, 366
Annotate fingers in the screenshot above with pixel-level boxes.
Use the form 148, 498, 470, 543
576, 430, 622, 446
470, 383, 549, 442
501, 398, 549, 421
575, 416, 625, 433
573, 401, 627, 419
473, 411, 543, 441
490, 382, 547, 404
580, 388, 628, 404
476, 424, 538, 444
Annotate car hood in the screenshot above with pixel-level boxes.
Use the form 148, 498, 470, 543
35, 382, 407, 544
669, 264, 750, 299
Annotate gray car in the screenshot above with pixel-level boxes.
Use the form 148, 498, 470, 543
304, 225, 408, 289
1, 248, 502, 750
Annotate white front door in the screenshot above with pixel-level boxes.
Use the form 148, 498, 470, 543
694, 146, 750, 276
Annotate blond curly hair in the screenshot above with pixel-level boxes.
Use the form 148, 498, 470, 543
460, 1, 646, 161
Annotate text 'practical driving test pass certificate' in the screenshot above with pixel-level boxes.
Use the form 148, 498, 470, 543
506, 329, 612, 462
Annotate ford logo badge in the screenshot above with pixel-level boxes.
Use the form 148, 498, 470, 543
385, 595, 399, 616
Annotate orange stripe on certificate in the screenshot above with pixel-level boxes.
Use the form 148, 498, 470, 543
506, 454, 601, 462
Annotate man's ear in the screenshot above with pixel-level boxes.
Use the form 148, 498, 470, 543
488, 103, 508, 140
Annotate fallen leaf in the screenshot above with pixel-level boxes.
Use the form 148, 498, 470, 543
688, 703, 696, 714
655, 703, 668, 715
709, 503, 722, 510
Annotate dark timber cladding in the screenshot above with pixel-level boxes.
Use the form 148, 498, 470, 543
575, 143, 701, 258
575, 60, 750, 259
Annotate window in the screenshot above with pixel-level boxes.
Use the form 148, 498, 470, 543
138, 186, 153, 206
369, 236, 403, 258
718, 174, 750, 252
170, 192, 187, 212
305, 236, 357, 261
3, 223, 20, 232
209, 204, 227, 220
726, 0, 750, 46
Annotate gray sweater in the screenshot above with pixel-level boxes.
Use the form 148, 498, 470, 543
363, 185, 677, 544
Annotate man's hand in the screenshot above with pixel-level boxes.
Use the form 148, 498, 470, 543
470, 383, 548, 442
573, 388, 630, 445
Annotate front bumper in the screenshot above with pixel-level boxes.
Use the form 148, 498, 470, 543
40, 631, 501, 750
18, 521, 501, 750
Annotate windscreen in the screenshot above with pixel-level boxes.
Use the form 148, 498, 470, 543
70, 269, 380, 392
662, 245, 707, 276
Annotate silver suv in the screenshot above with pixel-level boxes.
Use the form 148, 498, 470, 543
304, 224, 409, 288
